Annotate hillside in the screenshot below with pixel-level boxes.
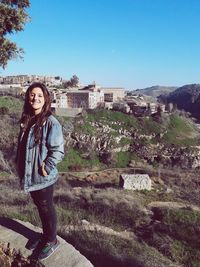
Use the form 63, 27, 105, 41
1, 96, 200, 174
1, 96, 200, 266
131, 85, 177, 98
158, 84, 200, 120
1, 165, 200, 266
58, 109, 200, 171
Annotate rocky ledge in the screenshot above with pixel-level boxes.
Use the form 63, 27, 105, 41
0, 217, 93, 267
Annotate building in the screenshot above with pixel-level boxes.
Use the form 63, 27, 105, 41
112, 102, 131, 113
52, 89, 104, 109
100, 87, 126, 102
2, 75, 62, 86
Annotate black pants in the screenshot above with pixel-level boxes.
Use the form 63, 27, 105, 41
30, 184, 57, 242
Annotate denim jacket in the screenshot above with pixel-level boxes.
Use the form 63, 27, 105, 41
16, 115, 64, 192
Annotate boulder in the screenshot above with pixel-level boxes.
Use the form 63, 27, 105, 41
120, 174, 152, 190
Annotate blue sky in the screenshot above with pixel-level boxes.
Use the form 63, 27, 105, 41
1, 0, 200, 89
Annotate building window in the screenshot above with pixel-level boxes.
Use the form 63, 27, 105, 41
104, 93, 113, 102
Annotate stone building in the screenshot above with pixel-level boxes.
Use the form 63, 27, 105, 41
2, 75, 62, 86
52, 90, 104, 109
100, 87, 126, 102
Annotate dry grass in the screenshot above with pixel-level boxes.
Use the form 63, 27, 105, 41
0, 167, 200, 267
59, 229, 179, 267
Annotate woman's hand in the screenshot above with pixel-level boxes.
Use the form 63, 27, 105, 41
41, 162, 48, 176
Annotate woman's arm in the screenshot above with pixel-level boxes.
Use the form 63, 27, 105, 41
44, 121, 65, 174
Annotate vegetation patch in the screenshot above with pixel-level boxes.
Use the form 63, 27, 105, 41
160, 208, 200, 245
162, 114, 199, 146
58, 148, 102, 172
139, 117, 163, 135
59, 230, 177, 267
76, 121, 96, 134
0, 171, 10, 177
86, 109, 139, 130
119, 137, 131, 146
58, 148, 87, 171
116, 152, 131, 168
170, 240, 200, 267
0, 96, 23, 114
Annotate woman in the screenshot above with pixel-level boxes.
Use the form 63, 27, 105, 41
16, 82, 64, 261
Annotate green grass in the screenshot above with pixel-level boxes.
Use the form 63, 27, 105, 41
0, 171, 10, 177
0, 96, 23, 113
85, 110, 139, 130
119, 137, 131, 146
171, 240, 200, 267
78, 121, 96, 134
58, 148, 102, 171
88, 152, 102, 168
163, 208, 200, 225
115, 151, 140, 168
162, 114, 198, 146
58, 148, 87, 171
139, 117, 163, 135
74, 110, 200, 152
116, 152, 131, 168
151, 207, 200, 248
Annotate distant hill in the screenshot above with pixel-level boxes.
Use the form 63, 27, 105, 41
158, 84, 200, 120
131, 85, 178, 98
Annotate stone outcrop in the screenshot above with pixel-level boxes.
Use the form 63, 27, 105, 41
0, 217, 93, 267
62, 219, 137, 241
120, 174, 152, 190
64, 118, 200, 169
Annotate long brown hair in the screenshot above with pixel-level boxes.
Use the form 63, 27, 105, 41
20, 82, 52, 144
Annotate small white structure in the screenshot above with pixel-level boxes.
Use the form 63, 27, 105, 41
120, 174, 152, 191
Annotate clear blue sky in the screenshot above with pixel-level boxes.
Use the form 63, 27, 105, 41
1, 0, 200, 89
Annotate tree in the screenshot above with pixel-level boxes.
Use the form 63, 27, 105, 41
0, 0, 30, 68
63, 75, 79, 88
70, 75, 79, 87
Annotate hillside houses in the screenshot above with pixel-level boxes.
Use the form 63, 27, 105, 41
0, 75, 166, 117
52, 89, 104, 109
125, 94, 165, 116
52, 87, 165, 117
0, 75, 62, 87
51, 84, 126, 116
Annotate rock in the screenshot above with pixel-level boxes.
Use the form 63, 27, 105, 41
81, 219, 90, 225
0, 217, 93, 267
63, 221, 137, 241
165, 187, 173, 194
120, 174, 152, 190
152, 176, 165, 185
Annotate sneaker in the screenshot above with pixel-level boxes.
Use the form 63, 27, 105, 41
26, 234, 44, 250
38, 239, 60, 261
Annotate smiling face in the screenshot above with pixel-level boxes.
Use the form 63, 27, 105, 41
29, 87, 45, 115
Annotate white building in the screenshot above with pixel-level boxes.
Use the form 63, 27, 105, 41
100, 87, 126, 102
52, 90, 104, 109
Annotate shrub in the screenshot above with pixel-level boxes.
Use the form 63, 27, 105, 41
0, 107, 9, 115
116, 152, 131, 168
152, 206, 200, 246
